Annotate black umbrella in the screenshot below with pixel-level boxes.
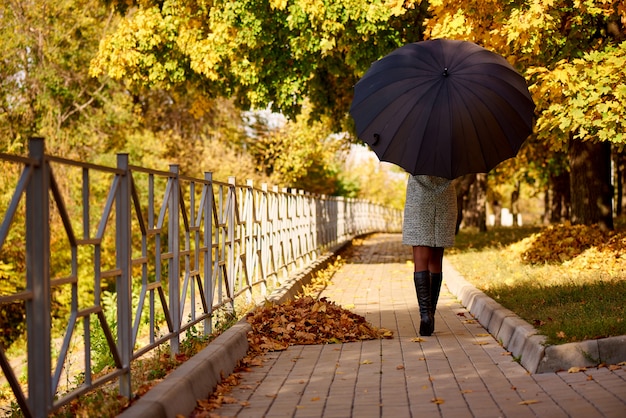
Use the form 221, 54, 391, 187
349, 39, 535, 179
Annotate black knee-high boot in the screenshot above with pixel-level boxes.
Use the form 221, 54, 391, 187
413, 271, 433, 336
430, 272, 443, 334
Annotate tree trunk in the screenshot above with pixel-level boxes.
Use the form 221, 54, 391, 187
568, 138, 613, 230
510, 181, 520, 226
463, 173, 487, 232
452, 174, 475, 233
614, 149, 626, 217
549, 171, 570, 223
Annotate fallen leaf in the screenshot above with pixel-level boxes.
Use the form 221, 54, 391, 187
410, 337, 425, 342
431, 397, 445, 404
473, 341, 489, 345
568, 367, 586, 373
379, 328, 394, 338
311, 397, 321, 401
396, 365, 405, 370
519, 400, 540, 405
361, 359, 373, 365
461, 389, 473, 394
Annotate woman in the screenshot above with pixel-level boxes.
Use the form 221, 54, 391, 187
403, 175, 457, 336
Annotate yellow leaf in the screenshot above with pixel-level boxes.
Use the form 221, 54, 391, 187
431, 397, 445, 404
410, 337, 425, 342
519, 399, 540, 405
379, 328, 394, 338
361, 359, 373, 364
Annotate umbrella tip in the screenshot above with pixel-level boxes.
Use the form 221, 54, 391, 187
373, 133, 380, 145
443, 67, 449, 77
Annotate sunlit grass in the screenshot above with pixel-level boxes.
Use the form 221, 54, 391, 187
447, 224, 626, 345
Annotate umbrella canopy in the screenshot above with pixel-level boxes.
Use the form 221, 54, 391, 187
349, 39, 535, 179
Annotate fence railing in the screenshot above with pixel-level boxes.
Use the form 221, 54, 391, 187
0, 137, 402, 417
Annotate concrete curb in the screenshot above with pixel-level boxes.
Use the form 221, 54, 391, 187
118, 321, 251, 418
443, 258, 626, 374
119, 240, 353, 418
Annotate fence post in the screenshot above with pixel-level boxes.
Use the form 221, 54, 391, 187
259, 183, 269, 296
169, 165, 181, 353
26, 137, 51, 417
246, 179, 254, 304
227, 177, 236, 312
115, 153, 132, 398
204, 172, 213, 335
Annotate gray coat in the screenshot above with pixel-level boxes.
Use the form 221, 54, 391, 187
402, 175, 457, 248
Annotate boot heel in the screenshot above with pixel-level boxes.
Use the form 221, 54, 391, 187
430, 272, 443, 335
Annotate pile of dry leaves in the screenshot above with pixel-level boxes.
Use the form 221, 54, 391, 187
188, 296, 391, 417
246, 296, 393, 354
506, 222, 626, 265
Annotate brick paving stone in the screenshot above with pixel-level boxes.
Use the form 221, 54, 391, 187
206, 233, 626, 417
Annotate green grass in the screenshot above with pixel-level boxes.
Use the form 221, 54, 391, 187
446, 225, 626, 346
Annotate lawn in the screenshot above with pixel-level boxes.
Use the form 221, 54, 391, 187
446, 222, 626, 345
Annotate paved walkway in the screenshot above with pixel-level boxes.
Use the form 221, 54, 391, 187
212, 233, 626, 418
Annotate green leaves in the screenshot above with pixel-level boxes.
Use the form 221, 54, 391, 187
92, 0, 426, 122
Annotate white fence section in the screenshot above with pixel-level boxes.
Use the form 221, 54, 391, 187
0, 138, 402, 417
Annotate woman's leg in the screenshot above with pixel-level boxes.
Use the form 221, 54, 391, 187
428, 247, 444, 273
412, 246, 444, 272
428, 247, 445, 334
412, 246, 433, 335
412, 246, 432, 271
